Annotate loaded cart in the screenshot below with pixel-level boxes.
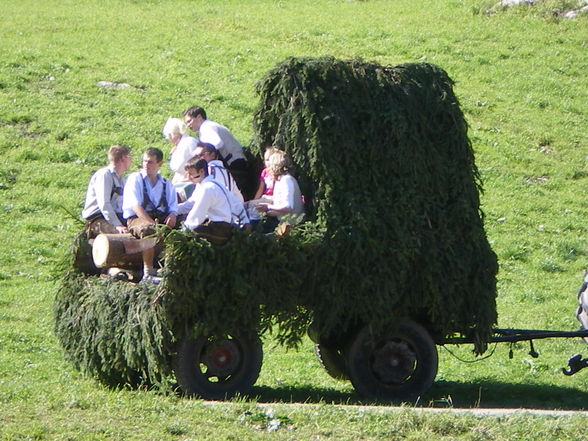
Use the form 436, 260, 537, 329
55, 57, 588, 402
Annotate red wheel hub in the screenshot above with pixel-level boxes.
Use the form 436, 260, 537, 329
212, 348, 232, 367
202, 339, 240, 377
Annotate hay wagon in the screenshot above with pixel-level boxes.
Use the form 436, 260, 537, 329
55, 57, 588, 402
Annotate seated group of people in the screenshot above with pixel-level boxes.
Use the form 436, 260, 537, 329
81, 105, 305, 283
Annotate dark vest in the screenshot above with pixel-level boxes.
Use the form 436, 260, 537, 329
141, 175, 169, 215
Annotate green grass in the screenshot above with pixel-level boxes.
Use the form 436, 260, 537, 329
1, 0, 588, 439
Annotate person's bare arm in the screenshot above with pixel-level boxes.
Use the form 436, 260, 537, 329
253, 180, 265, 200
165, 214, 177, 228
133, 205, 156, 224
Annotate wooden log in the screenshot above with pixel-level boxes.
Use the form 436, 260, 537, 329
72, 235, 100, 275
92, 233, 159, 269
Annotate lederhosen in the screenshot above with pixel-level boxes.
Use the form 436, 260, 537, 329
218, 151, 250, 198
84, 170, 125, 239
193, 180, 245, 245
127, 176, 170, 238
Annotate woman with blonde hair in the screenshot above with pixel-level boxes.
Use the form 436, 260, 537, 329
256, 149, 304, 231
253, 146, 278, 199
162, 117, 198, 184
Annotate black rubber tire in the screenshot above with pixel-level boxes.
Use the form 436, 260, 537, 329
346, 320, 438, 401
314, 344, 349, 381
173, 333, 263, 400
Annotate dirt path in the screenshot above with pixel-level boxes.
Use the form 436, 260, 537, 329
204, 401, 588, 417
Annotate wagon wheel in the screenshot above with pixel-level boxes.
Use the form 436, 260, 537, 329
346, 320, 438, 401
173, 333, 263, 400
314, 344, 349, 380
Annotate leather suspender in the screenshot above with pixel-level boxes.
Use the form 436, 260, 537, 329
141, 175, 168, 214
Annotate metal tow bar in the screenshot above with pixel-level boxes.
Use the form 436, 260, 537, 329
443, 328, 588, 376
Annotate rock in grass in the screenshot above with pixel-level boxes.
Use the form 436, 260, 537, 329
97, 81, 132, 89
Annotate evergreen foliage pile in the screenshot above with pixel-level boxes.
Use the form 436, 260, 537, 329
55, 226, 324, 385
54, 57, 498, 386
251, 57, 498, 352
54, 272, 173, 387
158, 227, 324, 346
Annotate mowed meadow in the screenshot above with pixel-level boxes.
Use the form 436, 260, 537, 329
1, 0, 588, 439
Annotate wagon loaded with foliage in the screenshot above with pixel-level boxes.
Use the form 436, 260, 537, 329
56, 57, 514, 401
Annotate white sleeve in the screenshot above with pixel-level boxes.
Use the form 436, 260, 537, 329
184, 185, 212, 229
93, 171, 108, 218
122, 173, 143, 218
169, 137, 199, 173
199, 124, 223, 150
94, 170, 121, 226
228, 192, 248, 224
269, 177, 295, 211
229, 174, 244, 203
165, 179, 179, 215
177, 194, 195, 215
169, 150, 184, 174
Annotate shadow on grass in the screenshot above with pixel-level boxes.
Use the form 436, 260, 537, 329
248, 380, 588, 410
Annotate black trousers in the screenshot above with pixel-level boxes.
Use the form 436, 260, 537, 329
194, 221, 235, 245
227, 158, 254, 199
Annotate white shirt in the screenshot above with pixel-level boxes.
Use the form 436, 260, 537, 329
169, 134, 199, 184
198, 119, 245, 165
208, 159, 244, 203
269, 174, 304, 224
82, 165, 125, 226
122, 170, 178, 219
182, 176, 233, 230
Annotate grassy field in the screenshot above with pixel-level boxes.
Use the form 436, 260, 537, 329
1, 0, 588, 439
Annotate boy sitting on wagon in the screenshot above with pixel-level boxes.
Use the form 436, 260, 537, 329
122, 147, 178, 283
82, 145, 132, 239
178, 158, 248, 244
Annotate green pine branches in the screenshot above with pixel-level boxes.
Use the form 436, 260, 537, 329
54, 57, 498, 387
252, 57, 498, 352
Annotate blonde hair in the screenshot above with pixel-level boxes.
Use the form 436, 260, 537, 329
267, 149, 293, 178
107, 145, 130, 163
263, 146, 278, 161
162, 117, 186, 140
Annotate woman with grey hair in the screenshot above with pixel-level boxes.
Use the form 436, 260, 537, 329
162, 117, 199, 184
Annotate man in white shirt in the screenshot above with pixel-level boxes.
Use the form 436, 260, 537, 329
123, 147, 178, 282
194, 142, 244, 203
82, 145, 132, 238
179, 159, 247, 244
183, 106, 251, 197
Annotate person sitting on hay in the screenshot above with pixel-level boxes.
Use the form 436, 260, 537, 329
122, 147, 178, 283
179, 158, 248, 244
254, 149, 304, 233
82, 145, 132, 239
